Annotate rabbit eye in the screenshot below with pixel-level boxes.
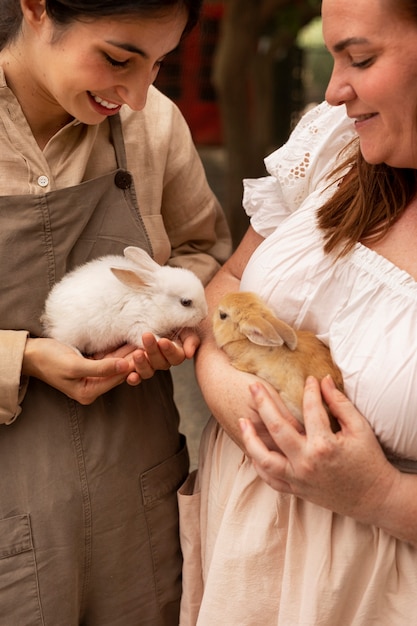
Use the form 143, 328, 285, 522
219, 311, 228, 320
180, 298, 192, 307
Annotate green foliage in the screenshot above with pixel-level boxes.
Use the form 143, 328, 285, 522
267, 0, 322, 42
297, 16, 324, 47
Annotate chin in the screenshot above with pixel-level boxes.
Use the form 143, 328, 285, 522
360, 145, 390, 166
360, 153, 384, 165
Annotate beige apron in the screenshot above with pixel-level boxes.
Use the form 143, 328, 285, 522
0, 114, 188, 626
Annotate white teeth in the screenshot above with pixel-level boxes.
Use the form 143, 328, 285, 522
357, 113, 375, 121
91, 93, 119, 110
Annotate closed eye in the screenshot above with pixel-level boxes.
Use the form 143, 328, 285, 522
351, 57, 374, 69
103, 53, 129, 68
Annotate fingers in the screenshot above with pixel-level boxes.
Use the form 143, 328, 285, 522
178, 328, 201, 359
93, 332, 199, 383
320, 375, 371, 435
248, 382, 304, 458
239, 417, 291, 492
98, 344, 135, 359
302, 376, 336, 436
156, 337, 186, 366
79, 356, 130, 379
129, 333, 191, 381
59, 357, 132, 404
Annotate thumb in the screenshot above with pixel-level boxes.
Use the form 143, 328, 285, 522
77, 356, 130, 379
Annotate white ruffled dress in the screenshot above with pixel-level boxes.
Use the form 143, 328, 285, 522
179, 102, 417, 625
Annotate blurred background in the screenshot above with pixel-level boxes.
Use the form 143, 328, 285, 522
154, 0, 333, 467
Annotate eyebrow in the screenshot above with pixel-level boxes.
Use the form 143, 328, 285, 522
105, 40, 148, 58
333, 37, 370, 52
105, 39, 178, 60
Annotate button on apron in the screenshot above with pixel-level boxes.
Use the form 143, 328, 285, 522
114, 170, 132, 189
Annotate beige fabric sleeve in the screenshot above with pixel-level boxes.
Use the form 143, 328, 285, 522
122, 91, 232, 285
0, 330, 29, 424
161, 105, 232, 284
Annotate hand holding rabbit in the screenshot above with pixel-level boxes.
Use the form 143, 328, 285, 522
240, 378, 403, 541
22, 337, 133, 404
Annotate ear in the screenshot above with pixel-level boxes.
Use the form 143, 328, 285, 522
240, 315, 298, 349
123, 247, 159, 273
110, 267, 149, 289
21, 0, 47, 26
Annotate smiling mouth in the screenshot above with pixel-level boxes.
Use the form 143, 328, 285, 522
354, 113, 377, 122
89, 92, 120, 110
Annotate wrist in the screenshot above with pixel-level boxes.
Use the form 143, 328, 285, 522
22, 337, 42, 377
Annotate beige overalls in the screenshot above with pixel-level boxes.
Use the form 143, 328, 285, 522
0, 114, 188, 625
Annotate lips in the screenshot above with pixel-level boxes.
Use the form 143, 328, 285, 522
351, 112, 378, 123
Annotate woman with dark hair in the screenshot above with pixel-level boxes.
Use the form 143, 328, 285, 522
179, 0, 417, 623
0, 0, 231, 623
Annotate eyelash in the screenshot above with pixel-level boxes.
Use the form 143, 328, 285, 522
104, 53, 129, 68
103, 54, 164, 72
351, 58, 374, 69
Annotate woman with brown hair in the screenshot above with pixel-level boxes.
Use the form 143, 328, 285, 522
179, 0, 417, 623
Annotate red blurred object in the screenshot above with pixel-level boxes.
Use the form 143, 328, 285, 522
154, 3, 224, 145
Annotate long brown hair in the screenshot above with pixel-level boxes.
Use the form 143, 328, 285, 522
317, 0, 417, 257
317, 143, 417, 257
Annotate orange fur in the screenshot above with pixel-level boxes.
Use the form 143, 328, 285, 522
213, 292, 343, 426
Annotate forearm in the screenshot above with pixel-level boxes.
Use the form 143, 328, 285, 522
195, 225, 264, 445
356, 466, 417, 546
196, 340, 261, 447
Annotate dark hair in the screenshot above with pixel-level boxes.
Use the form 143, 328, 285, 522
317, 0, 417, 257
383, 0, 417, 22
0, 0, 202, 49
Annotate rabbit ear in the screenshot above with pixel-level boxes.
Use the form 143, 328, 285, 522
110, 267, 150, 289
240, 315, 298, 350
123, 247, 159, 273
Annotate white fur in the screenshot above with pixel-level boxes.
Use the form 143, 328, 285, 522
41, 247, 207, 354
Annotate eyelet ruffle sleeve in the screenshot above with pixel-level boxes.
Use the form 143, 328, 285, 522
243, 101, 357, 237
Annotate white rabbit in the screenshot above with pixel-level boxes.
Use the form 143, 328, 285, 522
41, 246, 208, 354
212, 291, 343, 428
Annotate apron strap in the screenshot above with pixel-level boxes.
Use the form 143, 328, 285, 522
108, 113, 128, 171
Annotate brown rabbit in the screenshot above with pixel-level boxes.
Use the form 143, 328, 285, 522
212, 291, 343, 427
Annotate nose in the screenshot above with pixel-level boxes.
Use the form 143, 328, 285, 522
117, 68, 158, 111
325, 66, 356, 107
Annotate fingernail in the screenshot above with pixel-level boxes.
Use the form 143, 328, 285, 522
115, 359, 128, 373
239, 418, 247, 432
324, 374, 336, 388
249, 382, 261, 397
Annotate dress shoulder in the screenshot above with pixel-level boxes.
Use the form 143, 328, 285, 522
243, 102, 356, 237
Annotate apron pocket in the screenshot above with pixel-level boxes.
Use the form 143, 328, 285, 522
140, 436, 190, 614
178, 470, 203, 626
0, 514, 43, 624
